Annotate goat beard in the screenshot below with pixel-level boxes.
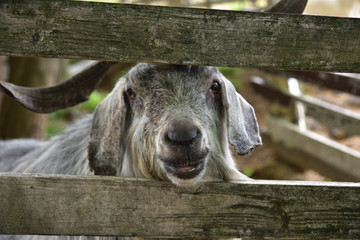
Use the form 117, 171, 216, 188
126, 126, 211, 185
126, 125, 168, 181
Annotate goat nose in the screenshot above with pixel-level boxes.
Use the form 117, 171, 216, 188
166, 121, 200, 145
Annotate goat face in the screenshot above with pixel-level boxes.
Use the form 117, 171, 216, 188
127, 65, 219, 184
88, 64, 262, 186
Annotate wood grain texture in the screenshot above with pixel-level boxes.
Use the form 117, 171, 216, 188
1, 0, 360, 72
0, 172, 359, 239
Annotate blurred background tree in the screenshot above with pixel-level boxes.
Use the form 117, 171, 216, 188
0, 57, 65, 139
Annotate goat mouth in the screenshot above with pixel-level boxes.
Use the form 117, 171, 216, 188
164, 161, 205, 180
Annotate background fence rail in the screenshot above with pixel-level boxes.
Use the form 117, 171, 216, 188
250, 76, 360, 135
263, 116, 360, 181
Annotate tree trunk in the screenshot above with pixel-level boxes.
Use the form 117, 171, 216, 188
0, 57, 61, 140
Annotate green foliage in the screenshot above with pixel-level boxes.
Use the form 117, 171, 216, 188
218, 66, 235, 76
47, 109, 70, 137
243, 168, 255, 177
218, 67, 243, 91
47, 119, 67, 138
69, 59, 81, 64
225, 2, 247, 11
82, 91, 108, 112
47, 90, 109, 138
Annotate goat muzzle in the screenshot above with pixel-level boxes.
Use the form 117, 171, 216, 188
158, 119, 209, 179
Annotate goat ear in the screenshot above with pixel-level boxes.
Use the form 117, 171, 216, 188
221, 75, 262, 155
88, 77, 128, 176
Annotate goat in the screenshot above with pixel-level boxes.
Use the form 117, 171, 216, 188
0, 63, 263, 240
1, 63, 261, 185
0, 1, 308, 239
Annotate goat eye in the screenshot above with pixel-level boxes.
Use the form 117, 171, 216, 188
210, 81, 220, 93
127, 88, 136, 100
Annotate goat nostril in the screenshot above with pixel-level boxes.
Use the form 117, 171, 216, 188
167, 130, 197, 143
165, 124, 201, 145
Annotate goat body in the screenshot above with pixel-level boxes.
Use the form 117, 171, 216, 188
0, 116, 91, 175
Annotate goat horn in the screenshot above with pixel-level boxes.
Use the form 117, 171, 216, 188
265, 0, 308, 14
0, 61, 116, 113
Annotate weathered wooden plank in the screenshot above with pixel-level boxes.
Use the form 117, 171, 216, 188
265, 116, 360, 181
1, 0, 360, 72
250, 76, 360, 135
0, 172, 359, 239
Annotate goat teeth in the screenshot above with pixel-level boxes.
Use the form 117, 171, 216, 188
175, 165, 196, 172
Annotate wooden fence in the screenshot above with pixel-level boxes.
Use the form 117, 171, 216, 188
250, 70, 360, 182
1, 0, 360, 239
1, 173, 360, 239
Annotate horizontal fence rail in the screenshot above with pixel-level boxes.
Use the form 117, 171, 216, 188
258, 70, 360, 96
264, 116, 360, 181
1, 0, 360, 72
250, 76, 360, 135
0, 173, 359, 239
